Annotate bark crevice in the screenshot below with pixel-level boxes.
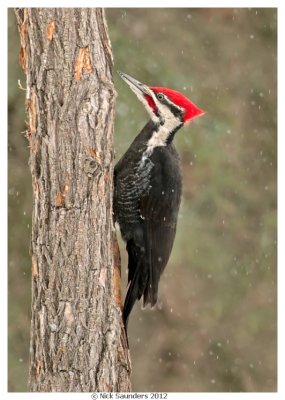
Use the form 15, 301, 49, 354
15, 7, 131, 392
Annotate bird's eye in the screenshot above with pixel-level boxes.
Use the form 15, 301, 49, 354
157, 93, 164, 100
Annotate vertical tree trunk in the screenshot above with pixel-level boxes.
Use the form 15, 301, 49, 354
14, 8, 131, 392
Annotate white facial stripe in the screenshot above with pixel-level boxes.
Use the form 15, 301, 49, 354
156, 102, 181, 127
163, 95, 183, 114
131, 89, 184, 161
151, 92, 184, 124
145, 102, 182, 154
136, 92, 184, 169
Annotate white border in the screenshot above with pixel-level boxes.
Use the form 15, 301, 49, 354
1, 2, 8, 399
2, 1, 282, 399
2, 1, 283, 7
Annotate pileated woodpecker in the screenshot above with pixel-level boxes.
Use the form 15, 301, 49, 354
114, 71, 205, 328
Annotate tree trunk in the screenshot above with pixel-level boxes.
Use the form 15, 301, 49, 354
14, 8, 131, 392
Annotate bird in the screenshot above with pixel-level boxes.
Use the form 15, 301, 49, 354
114, 71, 205, 329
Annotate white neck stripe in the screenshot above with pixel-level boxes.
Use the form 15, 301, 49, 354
145, 102, 182, 154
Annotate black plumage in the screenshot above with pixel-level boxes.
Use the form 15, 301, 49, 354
114, 71, 204, 331
114, 121, 182, 326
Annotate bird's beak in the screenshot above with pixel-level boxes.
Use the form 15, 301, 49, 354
118, 71, 153, 98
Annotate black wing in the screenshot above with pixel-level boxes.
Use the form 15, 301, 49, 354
123, 146, 182, 325
139, 153, 182, 306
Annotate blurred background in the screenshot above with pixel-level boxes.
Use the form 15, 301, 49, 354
8, 8, 277, 392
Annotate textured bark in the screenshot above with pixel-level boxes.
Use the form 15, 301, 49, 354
14, 8, 131, 392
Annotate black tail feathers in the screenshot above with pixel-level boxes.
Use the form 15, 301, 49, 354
122, 263, 159, 329
123, 265, 142, 328
123, 236, 161, 333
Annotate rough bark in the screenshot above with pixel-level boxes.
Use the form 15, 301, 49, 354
14, 8, 131, 392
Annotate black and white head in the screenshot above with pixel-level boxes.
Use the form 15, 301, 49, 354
118, 71, 205, 132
